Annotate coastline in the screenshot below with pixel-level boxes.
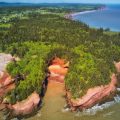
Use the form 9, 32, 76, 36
64, 6, 120, 32
1, 4, 120, 119
64, 6, 107, 19
70, 9, 98, 17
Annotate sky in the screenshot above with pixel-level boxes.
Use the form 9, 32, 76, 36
1, 0, 120, 4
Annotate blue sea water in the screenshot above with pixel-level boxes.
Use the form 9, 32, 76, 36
73, 5, 120, 32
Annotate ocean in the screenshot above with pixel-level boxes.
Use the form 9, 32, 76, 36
72, 5, 120, 32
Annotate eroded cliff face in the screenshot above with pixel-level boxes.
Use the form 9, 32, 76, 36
5, 58, 68, 117
0, 53, 15, 110
1, 55, 120, 117
7, 92, 40, 116
48, 58, 119, 111
0, 73, 15, 98
48, 57, 69, 83
0, 54, 41, 117
66, 74, 117, 111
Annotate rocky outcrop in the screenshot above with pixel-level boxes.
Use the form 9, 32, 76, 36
48, 57, 69, 83
66, 61, 120, 111
7, 92, 40, 116
0, 53, 41, 117
0, 53, 15, 98
1, 54, 119, 115
66, 73, 117, 111
48, 58, 118, 111
0, 53, 15, 111
0, 72, 15, 90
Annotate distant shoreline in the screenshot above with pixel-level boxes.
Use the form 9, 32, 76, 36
65, 6, 107, 19
71, 9, 99, 16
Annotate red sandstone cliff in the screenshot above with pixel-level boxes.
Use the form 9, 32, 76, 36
48, 57, 69, 83
0, 54, 15, 110
1, 55, 120, 116
66, 74, 117, 111
7, 92, 40, 116
0, 54, 40, 116
48, 58, 119, 111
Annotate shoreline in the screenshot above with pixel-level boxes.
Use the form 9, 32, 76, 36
64, 6, 120, 32
65, 6, 107, 20
71, 9, 99, 17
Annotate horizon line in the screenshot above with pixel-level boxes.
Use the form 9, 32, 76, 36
0, 2, 120, 5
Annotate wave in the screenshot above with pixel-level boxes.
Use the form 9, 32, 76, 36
62, 88, 120, 116
76, 94, 120, 116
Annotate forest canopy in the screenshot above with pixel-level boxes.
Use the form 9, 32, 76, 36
0, 4, 120, 102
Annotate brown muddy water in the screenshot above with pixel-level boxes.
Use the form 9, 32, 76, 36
1, 81, 120, 120
26, 81, 120, 120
